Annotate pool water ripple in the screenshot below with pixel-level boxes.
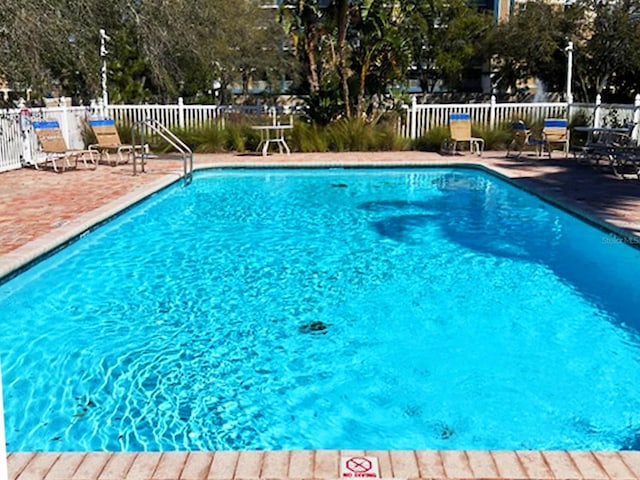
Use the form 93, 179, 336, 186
1, 168, 640, 452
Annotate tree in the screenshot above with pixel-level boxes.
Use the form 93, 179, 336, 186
0, 0, 292, 104
575, 0, 640, 101
0, 0, 107, 102
350, 1, 411, 116
489, 2, 580, 95
279, 0, 325, 94
403, 0, 492, 93
489, 0, 640, 102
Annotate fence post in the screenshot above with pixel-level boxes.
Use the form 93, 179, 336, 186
90, 99, 99, 118
593, 94, 602, 128
489, 95, 496, 130
59, 96, 71, 146
410, 96, 417, 140
178, 97, 185, 129
18, 98, 33, 166
96, 99, 107, 119
632, 94, 640, 142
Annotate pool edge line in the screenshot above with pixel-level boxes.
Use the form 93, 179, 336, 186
0, 173, 183, 284
2, 160, 639, 284
462, 162, 640, 251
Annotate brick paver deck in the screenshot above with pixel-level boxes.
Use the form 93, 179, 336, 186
1, 150, 640, 480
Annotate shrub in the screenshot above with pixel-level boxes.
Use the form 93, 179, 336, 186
473, 124, 512, 151
289, 121, 329, 152
326, 118, 371, 151
124, 116, 434, 154
413, 126, 449, 151
322, 118, 410, 151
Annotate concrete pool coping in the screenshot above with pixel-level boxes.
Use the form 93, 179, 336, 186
9, 449, 640, 480
2, 151, 640, 479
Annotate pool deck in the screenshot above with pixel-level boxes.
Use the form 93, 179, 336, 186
2, 150, 640, 480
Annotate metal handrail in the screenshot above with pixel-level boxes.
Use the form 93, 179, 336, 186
131, 118, 194, 185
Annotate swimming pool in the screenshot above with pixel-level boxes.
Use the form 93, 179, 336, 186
1, 167, 640, 452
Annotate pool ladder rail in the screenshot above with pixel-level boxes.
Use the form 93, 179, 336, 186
131, 119, 194, 185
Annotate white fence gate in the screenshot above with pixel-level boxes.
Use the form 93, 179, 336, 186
0, 114, 23, 172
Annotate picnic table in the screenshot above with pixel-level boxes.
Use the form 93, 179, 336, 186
252, 124, 293, 156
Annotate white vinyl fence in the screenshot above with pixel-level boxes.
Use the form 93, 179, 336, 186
2, 94, 640, 171
400, 94, 640, 139
401, 96, 570, 139
0, 113, 23, 173
107, 99, 274, 131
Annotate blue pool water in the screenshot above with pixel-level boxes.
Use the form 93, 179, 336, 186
1, 168, 640, 452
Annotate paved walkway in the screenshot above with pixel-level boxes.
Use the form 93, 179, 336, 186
8, 449, 640, 480
2, 151, 640, 480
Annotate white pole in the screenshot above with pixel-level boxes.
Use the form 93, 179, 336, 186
0, 367, 8, 480
100, 29, 110, 107
410, 96, 417, 140
565, 41, 574, 104
633, 94, 640, 143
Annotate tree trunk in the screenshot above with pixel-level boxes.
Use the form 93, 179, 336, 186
336, 0, 351, 118
356, 56, 371, 118
305, 33, 320, 93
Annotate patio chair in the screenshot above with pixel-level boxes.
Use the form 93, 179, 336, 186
573, 123, 635, 168
88, 118, 144, 166
541, 118, 570, 158
506, 120, 545, 159
32, 120, 97, 172
441, 113, 484, 155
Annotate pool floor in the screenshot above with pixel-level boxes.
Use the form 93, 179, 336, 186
3, 151, 640, 480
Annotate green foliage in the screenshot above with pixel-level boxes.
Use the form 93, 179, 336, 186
489, 2, 577, 94
144, 117, 409, 153
569, 109, 591, 129
326, 118, 371, 151
305, 79, 345, 125
413, 126, 450, 151
473, 125, 512, 151
108, 28, 154, 104
324, 118, 409, 151
576, 0, 640, 100
403, 0, 493, 93
289, 122, 329, 152
147, 124, 226, 153
490, 0, 640, 102
0, 0, 294, 104
413, 124, 511, 151
569, 110, 591, 148
80, 121, 97, 149
225, 123, 249, 152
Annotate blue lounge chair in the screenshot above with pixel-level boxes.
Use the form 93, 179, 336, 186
541, 118, 570, 158
88, 118, 142, 165
33, 120, 97, 172
441, 113, 484, 155
506, 120, 544, 159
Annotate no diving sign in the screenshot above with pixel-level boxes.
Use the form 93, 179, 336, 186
340, 456, 380, 478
